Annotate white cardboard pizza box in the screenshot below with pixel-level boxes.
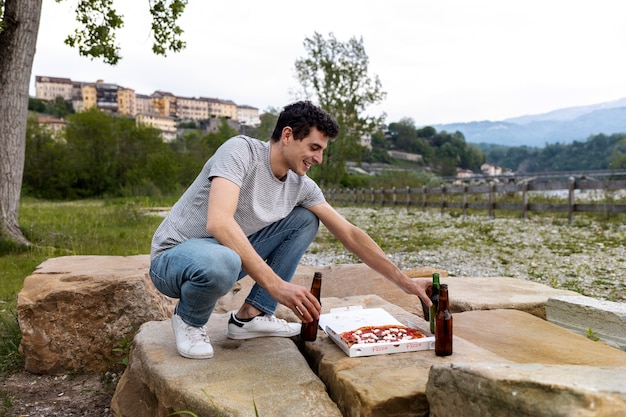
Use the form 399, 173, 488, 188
318, 306, 435, 357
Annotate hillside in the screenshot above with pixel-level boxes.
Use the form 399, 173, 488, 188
432, 97, 626, 147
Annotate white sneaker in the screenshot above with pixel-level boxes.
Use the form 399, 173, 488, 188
171, 314, 214, 359
227, 312, 301, 339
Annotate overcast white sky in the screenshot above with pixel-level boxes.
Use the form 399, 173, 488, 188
31, 0, 626, 125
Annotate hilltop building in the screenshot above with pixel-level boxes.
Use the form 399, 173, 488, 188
34, 75, 261, 141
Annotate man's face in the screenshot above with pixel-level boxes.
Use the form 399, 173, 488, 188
285, 127, 329, 176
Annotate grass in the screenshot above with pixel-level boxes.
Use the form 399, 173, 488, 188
0, 196, 176, 379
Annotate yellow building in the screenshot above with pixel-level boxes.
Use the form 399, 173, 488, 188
117, 88, 137, 116
177, 96, 209, 120
203, 97, 238, 120
152, 91, 177, 117
136, 113, 177, 142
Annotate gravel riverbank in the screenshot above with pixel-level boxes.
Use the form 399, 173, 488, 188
300, 207, 626, 303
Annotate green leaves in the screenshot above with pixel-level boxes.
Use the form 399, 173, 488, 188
64, 0, 124, 65
295, 32, 387, 186
59, 0, 188, 65
149, 0, 187, 56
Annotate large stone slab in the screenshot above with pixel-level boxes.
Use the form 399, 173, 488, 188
217, 264, 578, 320
547, 295, 626, 349
301, 295, 510, 417
17, 255, 175, 374
111, 314, 341, 417
216, 264, 446, 319
426, 363, 626, 417
442, 275, 580, 319
453, 309, 626, 365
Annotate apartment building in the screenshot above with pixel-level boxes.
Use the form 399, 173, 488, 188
117, 87, 137, 116
135, 94, 154, 115
136, 113, 177, 142
35, 76, 73, 101
34, 75, 262, 137
203, 97, 238, 120
152, 91, 177, 118
237, 104, 261, 126
177, 96, 209, 120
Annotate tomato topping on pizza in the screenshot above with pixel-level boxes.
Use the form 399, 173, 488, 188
339, 324, 425, 347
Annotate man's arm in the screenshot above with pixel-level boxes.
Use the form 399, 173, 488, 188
206, 177, 321, 321
308, 202, 432, 306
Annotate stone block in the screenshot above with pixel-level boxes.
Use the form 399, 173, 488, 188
547, 295, 626, 349
215, 264, 446, 319
111, 315, 342, 417
17, 255, 175, 374
426, 363, 626, 417
217, 264, 577, 321
443, 275, 580, 319
453, 309, 626, 366
301, 295, 509, 417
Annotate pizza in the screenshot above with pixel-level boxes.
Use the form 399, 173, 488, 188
339, 324, 426, 347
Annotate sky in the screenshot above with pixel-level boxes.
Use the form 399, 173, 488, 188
31, 0, 626, 125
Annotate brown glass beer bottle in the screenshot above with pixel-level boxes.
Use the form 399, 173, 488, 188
435, 283, 453, 356
300, 272, 322, 341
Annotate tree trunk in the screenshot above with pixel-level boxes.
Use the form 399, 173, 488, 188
0, 0, 42, 245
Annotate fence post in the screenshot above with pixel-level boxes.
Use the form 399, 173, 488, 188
489, 182, 495, 218
440, 184, 446, 216
462, 184, 468, 217
522, 182, 529, 220
568, 176, 576, 224
406, 186, 411, 209
422, 185, 427, 211
392, 187, 397, 206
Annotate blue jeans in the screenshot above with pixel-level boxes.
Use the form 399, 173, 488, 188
149, 206, 319, 327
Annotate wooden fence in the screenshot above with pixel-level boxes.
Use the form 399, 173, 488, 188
323, 176, 626, 223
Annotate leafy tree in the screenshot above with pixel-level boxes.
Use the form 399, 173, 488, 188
254, 107, 280, 141
609, 136, 626, 169
294, 32, 386, 186
0, 0, 188, 245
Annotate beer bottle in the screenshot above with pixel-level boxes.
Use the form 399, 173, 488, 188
300, 272, 322, 341
435, 283, 453, 356
429, 273, 440, 333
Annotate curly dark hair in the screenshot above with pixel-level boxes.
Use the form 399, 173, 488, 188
270, 101, 339, 142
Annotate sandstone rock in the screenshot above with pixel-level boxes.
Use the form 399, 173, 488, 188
547, 295, 626, 349
17, 255, 175, 374
442, 275, 580, 319
217, 264, 580, 320
426, 363, 626, 417
111, 315, 342, 417
453, 309, 626, 366
215, 264, 446, 320
302, 295, 510, 417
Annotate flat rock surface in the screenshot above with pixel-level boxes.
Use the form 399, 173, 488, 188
426, 363, 626, 417
111, 314, 341, 417
454, 309, 626, 365
303, 295, 510, 417
218, 263, 579, 320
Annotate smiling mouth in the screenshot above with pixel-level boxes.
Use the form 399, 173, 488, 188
304, 161, 312, 169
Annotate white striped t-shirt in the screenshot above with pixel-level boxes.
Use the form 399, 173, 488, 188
150, 135, 325, 260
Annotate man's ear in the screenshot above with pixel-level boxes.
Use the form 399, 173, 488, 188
282, 126, 293, 142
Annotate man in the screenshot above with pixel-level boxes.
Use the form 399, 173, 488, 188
149, 101, 432, 359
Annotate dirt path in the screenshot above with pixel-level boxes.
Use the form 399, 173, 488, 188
1, 371, 116, 416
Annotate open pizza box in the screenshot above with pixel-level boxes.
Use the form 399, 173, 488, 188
318, 305, 435, 357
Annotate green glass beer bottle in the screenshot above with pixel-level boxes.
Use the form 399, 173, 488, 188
429, 273, 440, 333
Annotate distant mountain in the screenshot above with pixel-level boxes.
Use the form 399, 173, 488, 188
432, 98, 626, 147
